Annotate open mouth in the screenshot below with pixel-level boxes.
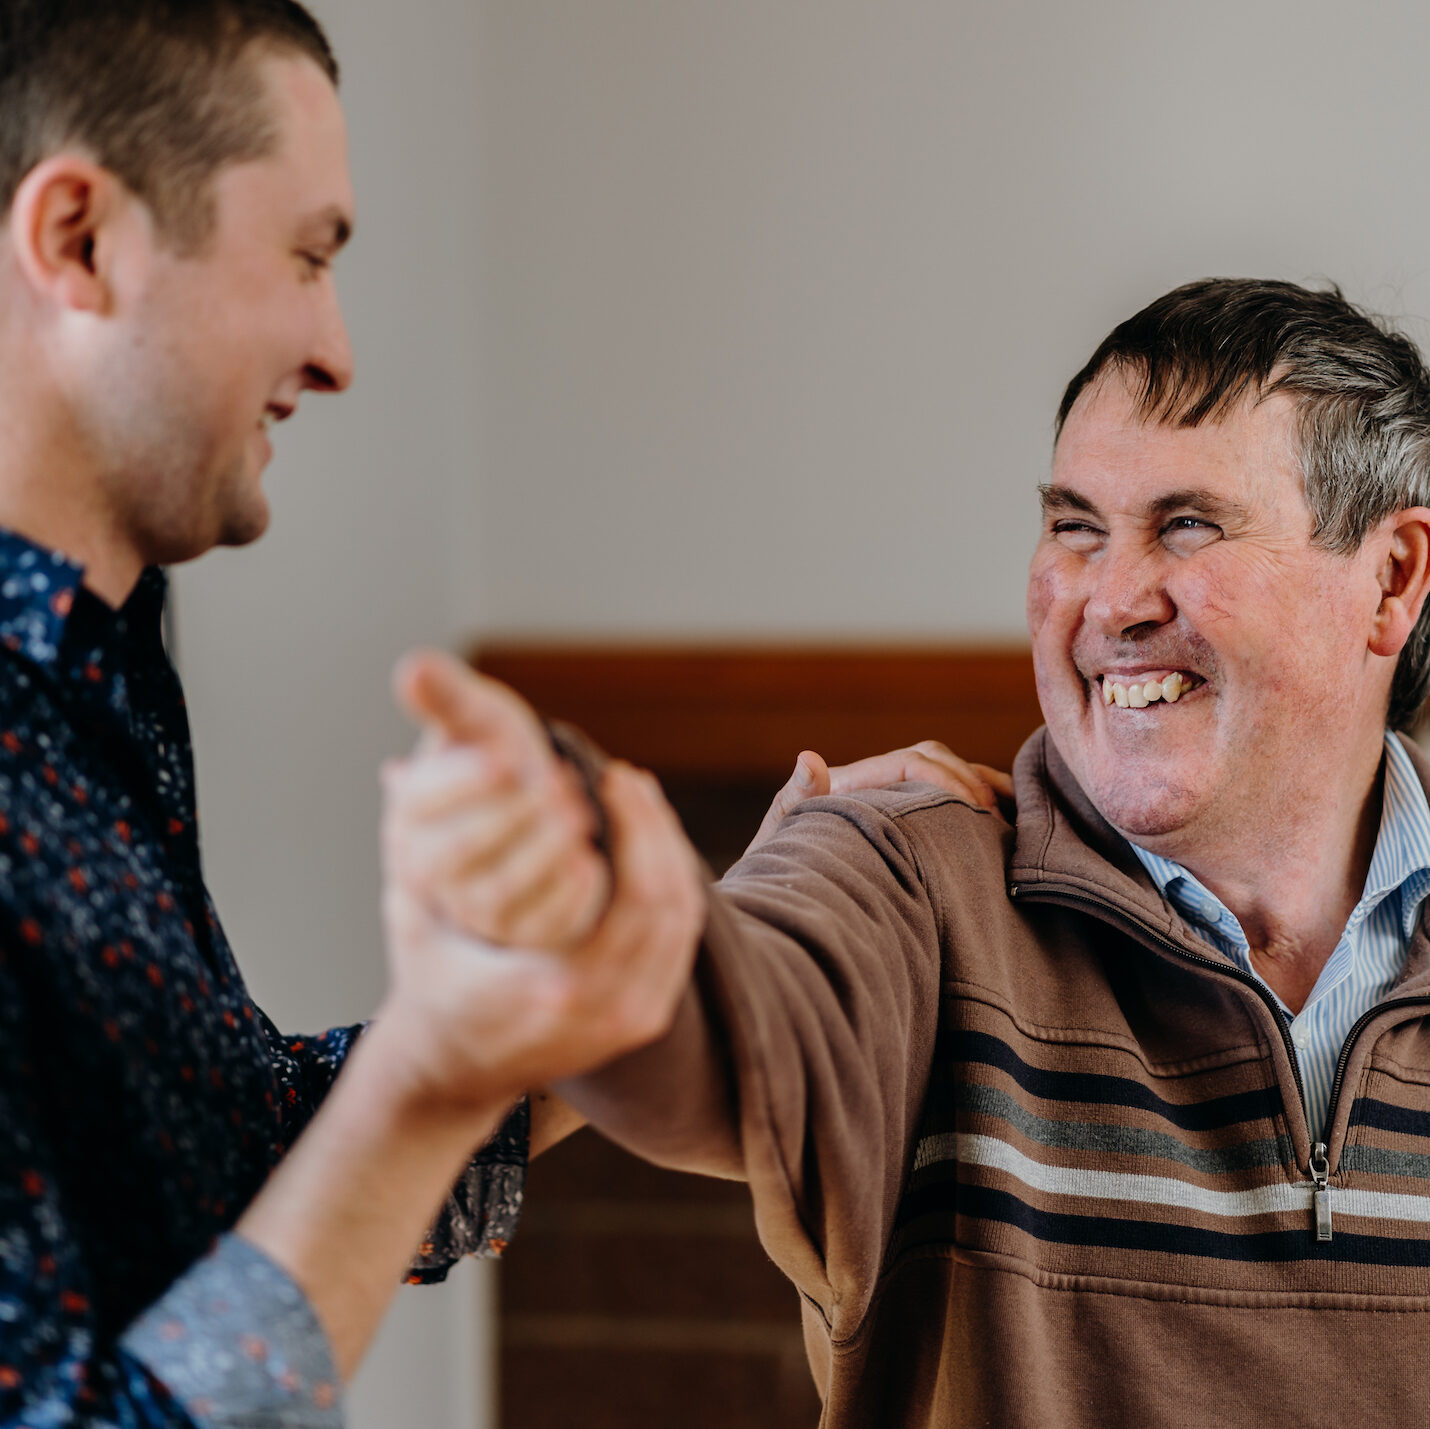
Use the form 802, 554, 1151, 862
1097, 671, 1206, 709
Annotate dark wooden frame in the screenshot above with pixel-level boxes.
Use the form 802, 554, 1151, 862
472, 642, 1042, 778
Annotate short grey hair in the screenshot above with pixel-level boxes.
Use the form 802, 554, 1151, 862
1057, 278, 1430, 730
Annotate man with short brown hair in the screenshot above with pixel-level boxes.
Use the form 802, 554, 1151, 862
0, 3, 702, 1424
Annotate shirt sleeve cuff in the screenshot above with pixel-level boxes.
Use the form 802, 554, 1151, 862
120, 1233, 342, 1428
406, 1095, 529, 1284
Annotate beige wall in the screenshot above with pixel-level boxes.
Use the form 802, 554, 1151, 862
171, 0, 495, 1425
169, 2, 1430, 1425
468, 0, 1430, 642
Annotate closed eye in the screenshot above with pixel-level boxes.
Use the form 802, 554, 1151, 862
1050, 518, 1104, 554
1162, 515, 1221, 551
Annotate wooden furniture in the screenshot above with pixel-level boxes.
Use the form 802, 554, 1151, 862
473, 643, 1041, 1429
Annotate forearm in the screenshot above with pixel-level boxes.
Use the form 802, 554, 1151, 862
236, 1014, 508, 1380
556, 980, 743, 1178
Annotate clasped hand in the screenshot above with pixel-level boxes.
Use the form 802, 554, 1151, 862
376, 650, 704, 1109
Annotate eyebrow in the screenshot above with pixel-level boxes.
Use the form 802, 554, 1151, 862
1038, 484, 1097, 517
1038, 483, 1251, 524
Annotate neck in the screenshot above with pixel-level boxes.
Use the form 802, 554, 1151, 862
1168, 732, 1388, 1014
0, 390, 143, 609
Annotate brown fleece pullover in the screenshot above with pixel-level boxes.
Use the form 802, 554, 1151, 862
568, 729, 1430, 1428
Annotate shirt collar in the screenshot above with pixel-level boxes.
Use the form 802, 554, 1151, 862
0, 527, 85, 667
1132, 731, 1430, 947
0, 526, 168, 671
1369, 733, 1430, 941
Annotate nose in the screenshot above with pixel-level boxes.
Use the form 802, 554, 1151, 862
302, 284, 355, 395
1083, 540, 1176, 638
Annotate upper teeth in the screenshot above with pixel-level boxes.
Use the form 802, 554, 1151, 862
1100, 672, 1190, 708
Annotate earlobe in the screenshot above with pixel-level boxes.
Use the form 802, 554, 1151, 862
1370, 509, 1430, 658
8, 156, 121, 316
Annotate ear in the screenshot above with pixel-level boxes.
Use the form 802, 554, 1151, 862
1369, 507, 1430, 658
7, 155, 130, 316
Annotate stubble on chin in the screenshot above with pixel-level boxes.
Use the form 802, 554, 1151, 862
215, 491, 271, 549
1083, 756, 1208, 844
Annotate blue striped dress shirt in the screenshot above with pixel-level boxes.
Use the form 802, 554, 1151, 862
1131, 732, 1430, 1139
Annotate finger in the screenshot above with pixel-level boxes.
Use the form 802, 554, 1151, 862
436, 809, 604, 944
905, 754, 1000, 811
825, 749, 927, 793
572, 765, 703, 1038
487, 850, 610, 952
970, 762, 1015, 800
383, 743, 520, 822
745, 750, 831, 855
602, 764, 694, 888
498, 763, 699, 1065
393, 650, 546, 771
388, 785, 550, 893
906, 743, 1007, 809
584, 765, 703, 955
827, 746, 1002, 811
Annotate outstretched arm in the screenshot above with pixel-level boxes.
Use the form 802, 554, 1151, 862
384, 656, 1012, 1169
380, 658, 999, 1326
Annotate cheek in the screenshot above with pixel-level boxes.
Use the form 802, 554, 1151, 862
1025, 559, 1061, 636
1176, 551, 1295, 643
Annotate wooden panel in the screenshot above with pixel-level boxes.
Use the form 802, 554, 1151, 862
472, 643, 1041, 777
501, 1129, 823, 1429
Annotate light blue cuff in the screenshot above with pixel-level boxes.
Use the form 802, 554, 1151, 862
120, 1234, 343, 1428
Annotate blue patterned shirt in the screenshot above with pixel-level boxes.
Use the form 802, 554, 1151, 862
0, 530, 527, 1427
1132, 732, 1430, 1137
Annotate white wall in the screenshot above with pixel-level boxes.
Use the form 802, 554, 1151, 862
170, 2, 1430, 1426
171, 0, 496, 1425
467, 0, 1430, 642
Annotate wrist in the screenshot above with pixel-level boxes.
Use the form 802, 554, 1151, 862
358, 999, 523, 1126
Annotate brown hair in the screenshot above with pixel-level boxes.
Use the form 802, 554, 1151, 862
1058, 278, 1430, 730
0, 0, 338, 252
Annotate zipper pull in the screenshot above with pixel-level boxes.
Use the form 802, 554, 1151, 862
1310, 1142, 1333, 1242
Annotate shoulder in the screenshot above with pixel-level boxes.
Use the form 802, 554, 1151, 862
729, 779, 1013, 899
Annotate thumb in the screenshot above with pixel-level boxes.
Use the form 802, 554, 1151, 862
791, 750, 831, 800
745, 750, 831, 855
393, 649, 538, 752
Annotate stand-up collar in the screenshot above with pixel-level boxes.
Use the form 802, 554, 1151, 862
0, 528, 85, 667
1008, 723, 1430, 987
1008, 726, 1242, 964
0, 527, 169, 679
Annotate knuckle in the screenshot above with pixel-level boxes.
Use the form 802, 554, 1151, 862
452, 883, 499, 934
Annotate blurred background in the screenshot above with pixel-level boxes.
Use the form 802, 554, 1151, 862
167, 1, 1430, 1424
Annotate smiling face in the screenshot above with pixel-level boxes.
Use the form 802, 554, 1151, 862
1027, 370, 1396, 851
77, 49, 355, 567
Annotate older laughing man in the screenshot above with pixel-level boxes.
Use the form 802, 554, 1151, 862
388, 278, 1430, 1427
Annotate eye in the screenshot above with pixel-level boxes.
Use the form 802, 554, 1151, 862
1161, 515, 1221, 552
1049, 519, 1104, 554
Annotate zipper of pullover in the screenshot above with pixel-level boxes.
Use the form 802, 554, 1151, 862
1310, 991, 1430, 1241
1013, 881, 1430, 1242
1009, 881, 1324, 1232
